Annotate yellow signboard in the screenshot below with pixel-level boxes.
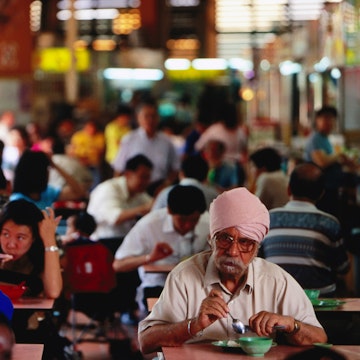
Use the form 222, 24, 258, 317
166, 68, 226, 81
35, 48, 90, 73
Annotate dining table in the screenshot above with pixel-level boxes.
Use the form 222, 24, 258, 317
313, 297, 360, 312
162, 342, 360, 360
143, 264, 175, 273
312, 297, 360, 345
12, 297, 55, 310
12, 343, 44, 360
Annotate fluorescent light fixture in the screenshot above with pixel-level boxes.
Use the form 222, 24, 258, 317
314, 57, 331, 72
228, 58, 253, 71
57, 0, 138, 10
164, 58, 191, 70
103, 68, 164, 81
57, 8, 119, 21
192, 58, 227, 70
279, 61, 302, 75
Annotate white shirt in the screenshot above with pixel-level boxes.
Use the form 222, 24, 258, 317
87, 176, 152, 239
139, 251, 323, 342
115, 208, 210, 310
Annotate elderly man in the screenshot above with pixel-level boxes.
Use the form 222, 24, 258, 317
138, 187, 327, 354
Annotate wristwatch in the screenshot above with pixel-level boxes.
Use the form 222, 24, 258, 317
286, 319, 300, 335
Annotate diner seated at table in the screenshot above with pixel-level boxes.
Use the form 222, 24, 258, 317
151, 154, 219, 211
9, 150, 87, 210
0, 199, 62, 298
303, 105, 359, 218
260, 163, 350, 296
113, 185, 209, 316
248, 146, 289, 210
138, 187, 327, 354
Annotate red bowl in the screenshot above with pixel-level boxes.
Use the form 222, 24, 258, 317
0, 282, 27, 300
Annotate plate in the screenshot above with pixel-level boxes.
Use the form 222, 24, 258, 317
212, 339, 277, 352
311, 299, 345, 309
212, 340, 244, 353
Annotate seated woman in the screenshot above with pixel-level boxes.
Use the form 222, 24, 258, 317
10, 150, 87, 210
0, 199, 62, 299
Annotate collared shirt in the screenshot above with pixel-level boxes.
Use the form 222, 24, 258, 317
151, 178, 219, 211
115, 208, 210, 307
87, 176, 152, 239
112, 128, 180, 183
139, 251, 322, 342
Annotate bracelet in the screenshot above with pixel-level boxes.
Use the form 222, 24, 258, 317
145, 254, 151, 264
45, 245, 59, 252
187, 318, 203, 338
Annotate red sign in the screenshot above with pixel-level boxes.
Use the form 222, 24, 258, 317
0, 0, 33, 76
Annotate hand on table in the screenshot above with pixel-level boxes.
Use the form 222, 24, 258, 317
249, 311, 295, 336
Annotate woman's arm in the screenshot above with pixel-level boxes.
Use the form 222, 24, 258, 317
39, 207, 63, 299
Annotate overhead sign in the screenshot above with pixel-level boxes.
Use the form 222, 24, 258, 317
0, 0, 33, 76
35, 48, 90, 73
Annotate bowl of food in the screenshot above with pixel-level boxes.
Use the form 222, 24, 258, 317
238, 336, 273, 357
304, 289, 320, 300
0, 282, 27, 300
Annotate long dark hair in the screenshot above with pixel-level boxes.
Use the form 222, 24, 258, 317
0, 200, 44, 274
12, 150, 50, 196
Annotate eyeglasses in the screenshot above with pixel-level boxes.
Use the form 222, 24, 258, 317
213, 233, 258, 253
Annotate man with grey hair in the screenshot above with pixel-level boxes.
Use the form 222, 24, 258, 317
138, 187, 327, 354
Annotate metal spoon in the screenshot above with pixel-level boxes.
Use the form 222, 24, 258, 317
228, 312, 285, 334
228, 312, 250, 334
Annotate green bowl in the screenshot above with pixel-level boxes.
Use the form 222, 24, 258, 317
304, 289, 320, 300
238, 337, 273, 357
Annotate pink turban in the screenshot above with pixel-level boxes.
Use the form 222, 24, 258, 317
209, 187, 269, 243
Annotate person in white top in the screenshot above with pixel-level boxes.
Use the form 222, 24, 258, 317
87, 154, 154, 243
113, 185, 210, 313
249, 147, 289, 210
195, 102, 248, 164
112, 97, 180, 196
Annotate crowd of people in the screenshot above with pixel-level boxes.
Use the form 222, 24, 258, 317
0, 99, 358, 359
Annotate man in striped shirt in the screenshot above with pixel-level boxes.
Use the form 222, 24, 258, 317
261, 163, 350, 296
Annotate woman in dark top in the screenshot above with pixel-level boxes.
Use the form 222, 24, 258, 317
0, 199, 62, 298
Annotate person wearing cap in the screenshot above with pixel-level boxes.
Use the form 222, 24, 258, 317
138, 187, 327, 354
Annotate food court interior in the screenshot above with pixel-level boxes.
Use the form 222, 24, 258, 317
2, 0, 360, 359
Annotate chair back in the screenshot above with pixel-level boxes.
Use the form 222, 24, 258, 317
64, 242, 117, 293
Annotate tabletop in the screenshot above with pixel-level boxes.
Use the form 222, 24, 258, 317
12, 343, 44, 360
314, 298, 360, 312
12, 297, 55, 310
162, 343, 360, 360
143, 264, 175, 273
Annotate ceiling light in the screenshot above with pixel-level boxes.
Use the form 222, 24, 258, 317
192, 58, 227, 70
103, 68, 164, 81
164, 59, 191, 70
